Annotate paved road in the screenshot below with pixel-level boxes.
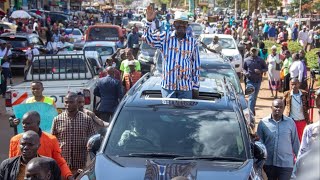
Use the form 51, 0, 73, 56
0, 75, 318, 162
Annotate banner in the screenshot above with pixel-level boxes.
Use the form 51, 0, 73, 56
13, 102, 58, 134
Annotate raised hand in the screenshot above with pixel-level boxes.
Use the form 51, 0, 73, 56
146, 5, 157, 22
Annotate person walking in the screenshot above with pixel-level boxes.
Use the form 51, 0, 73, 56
9, 111, 74, 180
143, 6, 200, 99
243, 47, 268, 115
0, 131, 61, 180
25, 43, 40, 74
267, 45, 282, 98
262, 22, 269, 40
282, 50, 293, 92
298, 26, 309, 51
24, 157, 61, 180
0, 40, 12, 97
298, 50, 308, 90
123, 61, 142, 92
51, 92, 96, 173
77, 93, 109, 133
127, 26, 140, 59
289, 53, 305, 86
283, 78, 310, 141
94, 67, 123, 122
268, 24, 276, 41
257, 99, 300, 180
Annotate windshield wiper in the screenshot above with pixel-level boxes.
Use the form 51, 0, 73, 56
118, 153, 185, 158
173, 156, 245, 162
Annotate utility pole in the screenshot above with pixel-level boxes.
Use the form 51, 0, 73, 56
247, 0, 250, 16
235, 0, 237, 20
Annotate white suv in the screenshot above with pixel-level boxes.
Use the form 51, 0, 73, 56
199, 34, 243, 75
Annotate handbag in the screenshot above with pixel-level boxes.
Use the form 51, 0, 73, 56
280, 68, 285, 80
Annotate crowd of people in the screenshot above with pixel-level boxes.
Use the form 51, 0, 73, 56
0, 5, 319, 180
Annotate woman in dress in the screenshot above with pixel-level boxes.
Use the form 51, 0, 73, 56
267, 45, 282, 98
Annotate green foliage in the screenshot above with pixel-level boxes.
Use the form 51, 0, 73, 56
306, 48, 320, 69
263, 40, 302, 54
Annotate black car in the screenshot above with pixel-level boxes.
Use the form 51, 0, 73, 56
77, 74, 266, 179
0, 33, 45, 69
152, 50, 255, 130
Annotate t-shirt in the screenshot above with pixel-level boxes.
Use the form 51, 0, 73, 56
120, 59, 141, 74
17, 162, 26, 180
0, 48, 12, 68
25, 48, 40, 61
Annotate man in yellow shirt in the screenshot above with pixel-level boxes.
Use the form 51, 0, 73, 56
12, 81, 55, 126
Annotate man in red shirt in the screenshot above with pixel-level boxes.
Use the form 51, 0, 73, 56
243, 17, 248, 29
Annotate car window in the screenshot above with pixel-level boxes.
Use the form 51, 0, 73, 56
106, 108, 245, 159
202, 37, 236, 49
83, 46, 113, 55
31, 58, 88, 74
200, 67, 242, 94
88, 27, 119, 41
0, 37, 28, 48
29, 37, 43, 45
189, 24, 203, 31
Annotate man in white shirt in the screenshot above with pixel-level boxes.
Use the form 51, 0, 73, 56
289, 53, 304, 83
203, 35, 222, 54
204, 22, 215, 34
307, 27, 314, 51
298, 26, 309, 51
33, 19, 39, 32
46, 37, 57, 54
0, 40, 12, 97
25, 43, 40, 74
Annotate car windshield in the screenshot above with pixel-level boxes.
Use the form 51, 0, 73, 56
65, 29, 81, 35
189, 24, 203, 31
0, 37, 28, 48
202, 37, 236, 49
105, 108, 246, 159
88, 27, 119, 41
83, 46, 113, 55
200, 67, 242, 94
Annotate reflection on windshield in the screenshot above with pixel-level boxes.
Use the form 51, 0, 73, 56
106, 109, 245, 159
203, 38, 236, 49
83, 46, 113, 55
200, 68, 241, 93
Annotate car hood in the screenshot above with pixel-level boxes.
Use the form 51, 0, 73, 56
221, 49, 239, 56
91, 154, 253, 180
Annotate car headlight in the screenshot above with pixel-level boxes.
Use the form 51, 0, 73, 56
234, 54, 242, 61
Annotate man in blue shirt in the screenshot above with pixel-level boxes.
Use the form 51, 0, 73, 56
263, 23, 269, 40
268, 24, 276, 41
127, 26, 140, 59
257, 99, 300, 180
94, 67, 123, 122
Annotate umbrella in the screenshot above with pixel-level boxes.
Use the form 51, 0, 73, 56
10, 10, 31, 19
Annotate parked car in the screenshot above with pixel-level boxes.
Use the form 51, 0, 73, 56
199, 34, 243, 75
83, 41, 116, 65
76, 74, 266, 180
0, 21, 17, 33
64, 28, 85, 49
0, 33, 45, 69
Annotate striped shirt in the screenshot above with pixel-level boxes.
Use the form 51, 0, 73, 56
143, 21, 200, 91
51, 111, 96, 169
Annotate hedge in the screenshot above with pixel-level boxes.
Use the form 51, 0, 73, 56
263, 40, 318, 69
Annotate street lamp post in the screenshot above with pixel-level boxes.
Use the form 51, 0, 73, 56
298, 0, 302, 30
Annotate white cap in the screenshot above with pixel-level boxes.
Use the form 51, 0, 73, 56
174, 11, 189, 22
271, 45, 277, 50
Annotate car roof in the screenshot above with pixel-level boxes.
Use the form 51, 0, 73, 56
200, 34, 234, 39
123, 75, 237, 112
0, 32, 38, 38
84, 41, 116, 47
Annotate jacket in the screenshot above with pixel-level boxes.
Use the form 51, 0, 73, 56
0, 156, 61, 180
283, 90, 310, 123
94, 75, 123, 113
9, 130, 72, 179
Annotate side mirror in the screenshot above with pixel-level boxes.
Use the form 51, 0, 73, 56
87, 134, 102, 160
253, 141, 267, 160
